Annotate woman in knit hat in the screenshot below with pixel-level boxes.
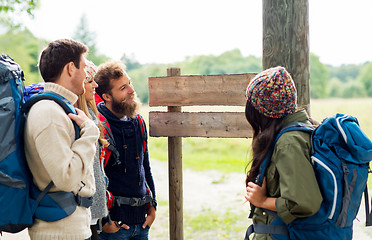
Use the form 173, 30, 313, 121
76, 60, 109, 240
244, 66, 322, 240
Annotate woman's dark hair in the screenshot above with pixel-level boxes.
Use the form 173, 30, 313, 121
39, 39, 88, 82
245, 102, 284, 186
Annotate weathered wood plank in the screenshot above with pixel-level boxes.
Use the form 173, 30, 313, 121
148, 73, 256, 107
149, 111, 253, 138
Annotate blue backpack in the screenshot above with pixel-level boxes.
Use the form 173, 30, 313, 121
245, 113, 372, 240
0, 54, 91, 234
23, 82, 45, 102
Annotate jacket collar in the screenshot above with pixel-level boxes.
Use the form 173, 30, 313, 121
44, 82, 78, 105
282, 109, 311, 126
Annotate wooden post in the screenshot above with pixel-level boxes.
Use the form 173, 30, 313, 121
262, 0, 310, 114
167, 68, 183, 240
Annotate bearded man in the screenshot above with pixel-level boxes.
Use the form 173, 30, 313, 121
95, 61, 156, 240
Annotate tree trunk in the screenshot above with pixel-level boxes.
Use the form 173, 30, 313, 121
262, 0, 310, 114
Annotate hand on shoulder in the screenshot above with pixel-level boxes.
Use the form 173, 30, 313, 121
68, 108, 90, 127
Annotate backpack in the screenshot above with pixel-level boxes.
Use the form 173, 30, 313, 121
22, 82, 81, 139
245, 113, 372, 240
23, 82, 45, 102
0, 54, 91, 234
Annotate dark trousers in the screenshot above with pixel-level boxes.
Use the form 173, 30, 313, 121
90, 224, 99, 240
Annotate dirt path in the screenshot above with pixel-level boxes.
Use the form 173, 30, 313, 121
2, 158, 372, 239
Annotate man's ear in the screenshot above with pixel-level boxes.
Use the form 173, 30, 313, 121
102, 93, 111, 102
65, 62, 75, 77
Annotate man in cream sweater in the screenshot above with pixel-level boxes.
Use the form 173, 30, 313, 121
24, 39, 99, 240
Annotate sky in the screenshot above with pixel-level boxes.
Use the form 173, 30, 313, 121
19, 0, 372, 66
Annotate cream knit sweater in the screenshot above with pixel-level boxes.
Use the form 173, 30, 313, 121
24, 83, 99, 240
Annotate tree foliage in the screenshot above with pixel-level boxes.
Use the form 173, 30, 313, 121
341, 80, 367, 98
328, 78, 343, 98
310, 53, 328, 98
326, 62, 369, 98
127, 49, 371, 103
128, 63, 170, 104
0, 28, 46, 85
121, 53, 142, 71
0, 27, 370, 102
357, 62, 372, 97
72, 14, 109, 66
328, 63, 364, 83
179, 49, 261, 75
0, 0, 38, 28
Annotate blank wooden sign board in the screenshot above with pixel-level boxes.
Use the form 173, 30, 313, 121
149, 71, 256, 138
148, 68, 255, 240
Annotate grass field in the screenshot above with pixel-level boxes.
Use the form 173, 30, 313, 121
142, 98, 372, 174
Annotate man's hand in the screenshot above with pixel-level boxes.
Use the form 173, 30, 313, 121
68, 108, 89, 127
102, 222, 120, 233
102, 221, 130, 233
142, 206, 156, 229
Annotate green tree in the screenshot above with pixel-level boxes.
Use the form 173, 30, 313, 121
121, 53, 141, 71
0, 28, 46, 85
328, 64, 364, 83
128, 63, 169, 103
341, 80, 367, 98
72, 14, 109, 65
0, 0, 38, 28
328, 77, 343, 98
180, 49, 261, 75
357, 62, 372, 97
182, 54, 215, 75
310, 53, 328, 98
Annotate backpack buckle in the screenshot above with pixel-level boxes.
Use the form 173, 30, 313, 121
76, 194, 93, 208
129, 198, 141, 207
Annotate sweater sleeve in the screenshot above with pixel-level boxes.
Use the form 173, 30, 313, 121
142, 120, 157, 208
27, 101, 99, 194
273, 133, 322, 224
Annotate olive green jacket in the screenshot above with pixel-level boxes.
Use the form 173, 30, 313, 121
252, 109, 322, 240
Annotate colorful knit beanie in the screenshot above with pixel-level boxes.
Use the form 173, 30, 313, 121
245, 66, 297, 119
84, 60, 97, 83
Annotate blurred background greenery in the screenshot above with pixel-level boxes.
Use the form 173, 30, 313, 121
2, 24, 372, 102
1, 7, 372, 103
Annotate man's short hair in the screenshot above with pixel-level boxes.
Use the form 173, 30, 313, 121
39, 39, 88, 82
95, 61, 127, 101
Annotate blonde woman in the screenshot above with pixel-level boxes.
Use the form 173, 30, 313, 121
76, 60, 109, 240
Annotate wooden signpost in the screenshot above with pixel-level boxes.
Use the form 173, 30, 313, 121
148, 69, 256, 240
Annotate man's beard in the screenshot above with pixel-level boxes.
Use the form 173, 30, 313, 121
111, 94, 140, 118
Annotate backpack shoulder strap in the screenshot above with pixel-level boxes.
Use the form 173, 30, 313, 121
255, 122, 315, 186
99, 113, 115, 145
22, 91, 80, 140
137, 114, 147, 141
248, 122, 315, 220
98, 113, 121, 167
137, 114, 147, 154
